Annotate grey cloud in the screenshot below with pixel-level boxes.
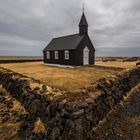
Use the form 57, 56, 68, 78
0, 0, 140, 56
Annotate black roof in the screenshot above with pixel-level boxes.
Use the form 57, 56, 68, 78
43, 34, 84, 51
79, 13, 88, 27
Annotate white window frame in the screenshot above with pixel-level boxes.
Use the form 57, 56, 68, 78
55, 51, 58, 59
65, 50, 69, 60
46, 51, 50, 59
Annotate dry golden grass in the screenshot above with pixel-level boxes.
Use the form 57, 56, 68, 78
11, 100, 27, 115
96, 61, 136, 69
0, 86, 27, 140
0, 62, 119, 91
33, 118, 46, 134
0, 123, 21, 140
0, 61, 136, 91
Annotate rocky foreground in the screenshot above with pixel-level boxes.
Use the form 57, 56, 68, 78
0, 86, 47, 140
92, 83, 140, 140
0, 67, 140, 140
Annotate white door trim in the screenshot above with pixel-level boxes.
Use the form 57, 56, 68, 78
83, 46, 89, 65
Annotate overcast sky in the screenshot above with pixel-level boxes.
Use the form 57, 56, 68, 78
0, 0, 140, 57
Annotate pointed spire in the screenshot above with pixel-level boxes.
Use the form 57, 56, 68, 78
79, 6, 88, 35
79, 12, 88, 27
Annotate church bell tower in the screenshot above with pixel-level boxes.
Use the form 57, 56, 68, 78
79, 11, 88, 35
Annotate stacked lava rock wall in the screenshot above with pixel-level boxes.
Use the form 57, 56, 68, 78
0, 67, 140, 140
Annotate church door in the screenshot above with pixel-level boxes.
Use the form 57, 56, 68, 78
83, 46, 89, 65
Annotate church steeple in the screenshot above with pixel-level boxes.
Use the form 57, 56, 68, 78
79, 11, 88, 35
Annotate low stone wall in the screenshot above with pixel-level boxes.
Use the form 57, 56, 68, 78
0, 67, 140, 140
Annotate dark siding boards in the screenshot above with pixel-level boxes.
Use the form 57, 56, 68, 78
79, 26, 88, 35
44, 50, 76, 66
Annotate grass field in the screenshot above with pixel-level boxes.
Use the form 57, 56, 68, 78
0, 61, 136, 91
96, 61, 136, 69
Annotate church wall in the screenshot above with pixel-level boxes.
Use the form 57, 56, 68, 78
43, 50, 76, 66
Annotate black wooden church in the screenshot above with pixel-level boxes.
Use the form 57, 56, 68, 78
43, 12, 95, 66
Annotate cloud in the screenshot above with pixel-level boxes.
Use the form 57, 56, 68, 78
0, 0, 139, 56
